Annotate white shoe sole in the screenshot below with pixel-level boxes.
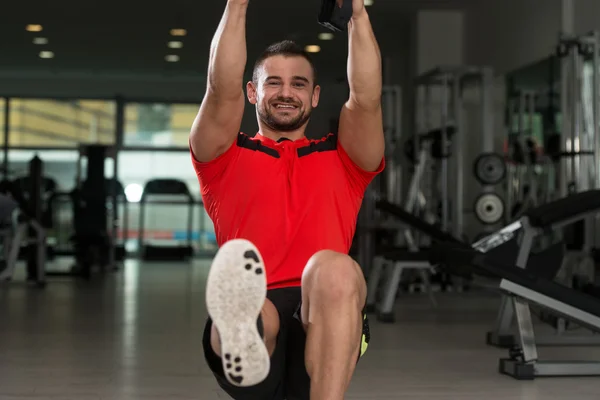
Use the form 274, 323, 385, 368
205, 239, 270, 387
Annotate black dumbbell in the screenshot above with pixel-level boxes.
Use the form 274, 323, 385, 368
319, 0, 353, 32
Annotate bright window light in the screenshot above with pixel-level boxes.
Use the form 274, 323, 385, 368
318, 33, 334, 41
170, 28, 187, 37
364, 0, 374, 5
39, 51, 54, 59
305, 45, 321, 53
165, 54, 180, 62
125, 184, 143, 203
168, 41, 183, 49
33, 37, 48, 45
26, 24, 43, 32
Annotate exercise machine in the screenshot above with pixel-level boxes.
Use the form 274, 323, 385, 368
138, 178, 194, 261
48, 144, 121, 279
368, 198, 565, 324
12, 172, 57, 259
356, 85, 402, 273
436, 209, 600, 379
366, 137, 439, 321
483, 190, 600, 348
0, 193, 46, 287
504, 89, 543, 221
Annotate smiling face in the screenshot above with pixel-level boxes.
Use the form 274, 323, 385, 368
248, 55, 320, 135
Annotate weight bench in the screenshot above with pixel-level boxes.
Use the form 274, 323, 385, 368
486, 189, 600, 348
435, 243, 600, 380
366, 142, 442, 322
368, 248, 436, 322
367, 200, 474, 322
369, 199, 567, 324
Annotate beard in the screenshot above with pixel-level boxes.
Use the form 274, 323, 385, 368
258, 97, 312, 132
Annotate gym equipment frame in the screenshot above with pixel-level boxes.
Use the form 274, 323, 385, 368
436, 244, 600, 380
485, 189, 600, 348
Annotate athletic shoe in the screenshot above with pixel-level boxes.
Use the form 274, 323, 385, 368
205, 239, 270, 387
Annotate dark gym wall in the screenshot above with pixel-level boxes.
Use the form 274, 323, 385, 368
0, 73, 206, 102
464, 0, 563, 75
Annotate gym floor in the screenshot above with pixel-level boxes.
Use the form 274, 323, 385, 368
1, 259, 598, 400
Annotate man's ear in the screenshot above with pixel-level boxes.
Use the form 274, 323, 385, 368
247, 81, 258, 104
311, 84, 321, 108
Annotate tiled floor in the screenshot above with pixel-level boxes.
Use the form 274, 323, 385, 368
1, 259, 599, 399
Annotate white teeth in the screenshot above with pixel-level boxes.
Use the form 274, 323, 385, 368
275, 105, 295, 109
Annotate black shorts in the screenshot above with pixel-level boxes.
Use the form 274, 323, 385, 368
202, 287, 370, 400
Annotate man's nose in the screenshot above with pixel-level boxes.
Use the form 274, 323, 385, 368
279, 84, 293, 98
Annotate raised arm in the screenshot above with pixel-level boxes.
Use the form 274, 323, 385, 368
337, 0, 385, 172
190, 0, 248, 163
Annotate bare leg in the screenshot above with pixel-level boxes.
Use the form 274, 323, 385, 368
211, 298, 280, 357
301, 250, 367, 400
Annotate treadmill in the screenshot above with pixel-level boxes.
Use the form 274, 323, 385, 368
138, 178, 194, 261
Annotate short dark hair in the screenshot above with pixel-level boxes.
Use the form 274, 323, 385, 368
252, 40, 318, 85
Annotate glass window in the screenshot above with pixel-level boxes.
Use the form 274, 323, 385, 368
124, 102, 199, 147
8, 149, 80, 191
9, 99, 116, 147
0, 97, 5, 145
8, 149, 81, 253
117, 150, 213, 254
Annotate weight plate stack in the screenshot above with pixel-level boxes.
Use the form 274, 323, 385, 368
473, 153, 507, 185
474, 193, 505, 225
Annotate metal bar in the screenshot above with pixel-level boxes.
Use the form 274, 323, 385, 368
513, 297, 538, 362
112, 97, 125, 265
481, 68, 494, 154
0, 93, 203, 105
500, 279, 600, 330
440, 76, 449, 232
535, 361, 600, 376
379, 264, 404, 314
137, 201, 145, 258
560, 36, 570, 198
3, 98, 9, 179
30, 219, 47, 284
571, 45, 579, 192
366, 256, 385, 308
594, 31, 600, 190
515, 218, 535, 268
453, 74, 463, 237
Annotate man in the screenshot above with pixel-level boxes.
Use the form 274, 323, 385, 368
189, 0, 384, 398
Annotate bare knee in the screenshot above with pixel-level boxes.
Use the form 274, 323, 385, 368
302, 250, 366, 306
210, 299, 280, 357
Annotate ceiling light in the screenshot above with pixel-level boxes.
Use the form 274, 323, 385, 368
165, 54, 180, 62
318, 33, 334, 41
33, 37, 48, 45
170, 28, 187, 37
364, 0, 374, 5
26, 24, 43, 32
168, 41, 183, 49
39, 51, 54, 59
305, 45, 321, 53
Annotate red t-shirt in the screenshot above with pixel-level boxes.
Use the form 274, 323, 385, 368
191, 132, 384, 289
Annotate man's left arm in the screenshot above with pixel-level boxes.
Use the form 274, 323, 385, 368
338, 2, 385, 172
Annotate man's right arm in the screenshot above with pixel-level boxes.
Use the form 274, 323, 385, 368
190, 0, 248, 163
